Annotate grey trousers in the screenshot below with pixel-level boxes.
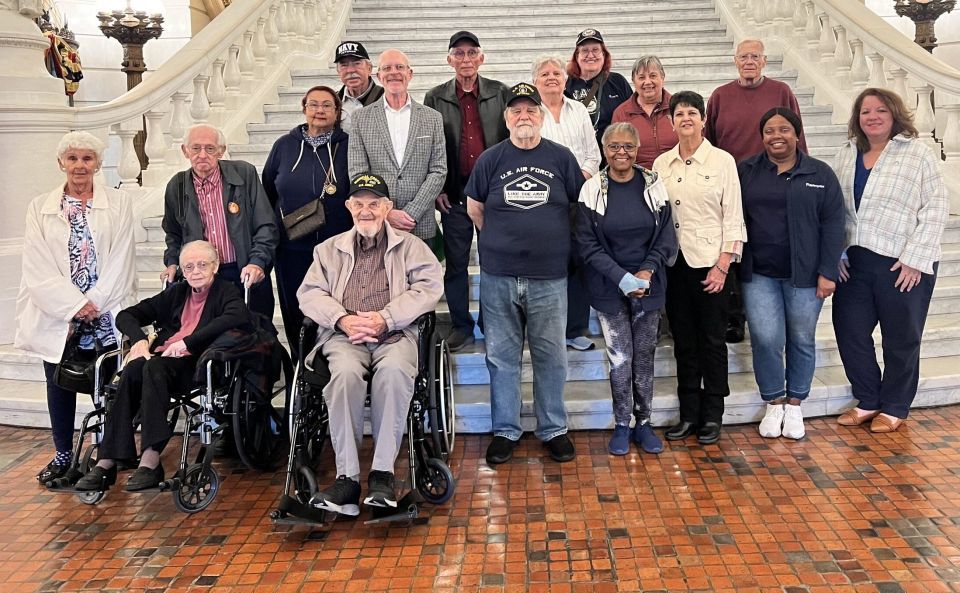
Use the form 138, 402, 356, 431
320, 333, 418, 478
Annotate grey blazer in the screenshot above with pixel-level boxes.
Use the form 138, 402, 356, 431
347, 97, 447, 239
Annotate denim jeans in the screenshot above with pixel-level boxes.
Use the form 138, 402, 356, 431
480, 272, 568, 441
742, 273, 824, 401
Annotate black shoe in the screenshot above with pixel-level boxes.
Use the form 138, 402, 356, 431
364, 470, 397, 508
75, 465, 118, 492
697, 422, 722, 445
665, 421, 698, 441
445, 329, 475, 352
212, 427, 237, 458
310, 475, 361, 516
725, 324, 745, 344
544, 433, 576, 463
485, 436, 518, 465
125, 463, 164, 491
37, 461, 70, 486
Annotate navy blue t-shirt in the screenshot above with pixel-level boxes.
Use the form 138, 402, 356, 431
854, 151, 872, 211
602, 174, 654, 272
465, 139, 584, 279
742, 154, 794, 279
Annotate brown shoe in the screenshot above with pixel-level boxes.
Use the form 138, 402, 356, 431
837, 408, 880, 426
870, 414, 904, 433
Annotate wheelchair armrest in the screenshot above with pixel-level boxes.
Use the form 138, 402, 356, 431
299, 318, 320, 365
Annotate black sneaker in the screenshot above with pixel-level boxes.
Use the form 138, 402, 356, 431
544, 433, 575, 462
725, 323, 745, 344
445, 329, 475, 352
310, 476, 361, 516
364, 470, 397, 508
485, 436, 518, 465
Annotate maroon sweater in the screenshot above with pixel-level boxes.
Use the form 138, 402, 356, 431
704, 77, 807, 162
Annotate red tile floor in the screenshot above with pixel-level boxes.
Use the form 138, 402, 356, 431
1, 409, 960, 593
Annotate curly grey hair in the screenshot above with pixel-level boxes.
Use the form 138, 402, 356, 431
56, 131, 106, 164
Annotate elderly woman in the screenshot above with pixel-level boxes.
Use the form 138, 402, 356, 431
564, 28, 632, 153
534, 54, 601, 352
652, 91, 746, 445
576, 122, 677, 455
75, 241, 252, 492
262, 85, 352, 354
738, 108, 845, 440
15, 131, 136, 486
832, 88, 948, 433
611, 56, 679, 169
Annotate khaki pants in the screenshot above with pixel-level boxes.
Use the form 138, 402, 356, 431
320, 333, 417, 478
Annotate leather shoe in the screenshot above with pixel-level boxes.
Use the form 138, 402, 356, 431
125, 463, 164, 491
486, 436, 518, 465
37, 461, 70, 486
445, 329, 475, 352
725, 324, 745, 344
544, 433, 575, 462
697, 422, 722, 445
664, 421, 697, 441
75, 465, 117, 492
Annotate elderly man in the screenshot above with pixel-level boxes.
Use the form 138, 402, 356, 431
348, 49, 447, 244
298, 172, 443, 514
334, 41, 384, 134
705, 38, 807, 343
611, 55, 678, 169
424, 31, 509, 352
161, 124, 278, 320
466, 83, 585, 465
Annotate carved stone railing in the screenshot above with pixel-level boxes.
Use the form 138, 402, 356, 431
716, 0, 960, 212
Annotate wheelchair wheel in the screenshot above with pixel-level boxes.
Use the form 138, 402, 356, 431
232, 348, 293, 471
427, 335, 456, 461
293, 461, 318, 506
417, 457, 455, 505
173, 463, 219, 513
76, 444, 106, 505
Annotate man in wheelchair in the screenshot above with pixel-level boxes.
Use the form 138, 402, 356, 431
297, 173, 442, 515
75, 240, 253, 492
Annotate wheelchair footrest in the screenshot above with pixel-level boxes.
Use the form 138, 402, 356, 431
47, 484, 107, 494
271, 495, 330, 525
363, 491, 420, 525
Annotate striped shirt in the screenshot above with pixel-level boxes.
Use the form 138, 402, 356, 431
342, 229, 401, 344
540, 97, 601, 176
192, 165, 236, 264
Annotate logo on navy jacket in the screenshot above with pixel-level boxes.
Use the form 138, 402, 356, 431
503, 173, 550, 209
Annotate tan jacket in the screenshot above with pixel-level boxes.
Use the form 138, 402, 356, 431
15, 183, 137, 362
653, 139, 747, 268
297, 224, 443, 363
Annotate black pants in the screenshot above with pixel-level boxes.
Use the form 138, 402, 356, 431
43, 362, 78, 453
440, 200, 476, 334
665, 251, 730, 425
833, 246, 937, 419
566, 263, 591, 339
98, 356, 195, 460
727, 262, 745, 329
274, 246, 313, 358
218, 262, 275, 323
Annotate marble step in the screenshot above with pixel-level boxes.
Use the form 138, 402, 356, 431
353, 0, 709, 8
345, 18, 727, 38
352, 0, 715, 14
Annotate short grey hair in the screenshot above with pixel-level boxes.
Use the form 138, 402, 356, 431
601, 122, 640, 146
631, 55, 665, 79
179, 240, 219, 265
736, 38, 766, 55
531, 54, 566, 82
184, 124, 228, 151
56, 131, 106, 164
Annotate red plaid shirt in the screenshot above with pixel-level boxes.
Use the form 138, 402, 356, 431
191, 165, 236, 264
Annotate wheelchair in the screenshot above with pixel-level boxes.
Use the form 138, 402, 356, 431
46, 288, 293, 514
271, 312, 456, 526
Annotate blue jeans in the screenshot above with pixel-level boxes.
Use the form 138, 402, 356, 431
480, 272, 568, 441
742, 274, 824, 401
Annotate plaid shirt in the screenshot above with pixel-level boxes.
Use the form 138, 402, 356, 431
192, 166, 236, 264
834, 135, 947, 274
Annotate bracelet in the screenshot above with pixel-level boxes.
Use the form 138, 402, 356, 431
714, 265, 728, 275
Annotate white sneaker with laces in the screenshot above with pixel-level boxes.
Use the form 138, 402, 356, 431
781, 404, 805, 440
758, 403, 785, 438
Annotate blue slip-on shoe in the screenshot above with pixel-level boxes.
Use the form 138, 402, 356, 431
632, 423, 664, 454
608, 425, 631, 455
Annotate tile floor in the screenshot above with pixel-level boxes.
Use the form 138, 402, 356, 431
1, 409, 960, 593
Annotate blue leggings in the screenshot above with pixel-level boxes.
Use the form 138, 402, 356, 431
43, 361, 78, 453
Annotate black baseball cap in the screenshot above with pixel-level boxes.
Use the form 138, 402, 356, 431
576, 28, 604, 46
506, 82, 542, 106
349, 172, 389, 198
448, 30, 480, 49
334, 41, 369, 63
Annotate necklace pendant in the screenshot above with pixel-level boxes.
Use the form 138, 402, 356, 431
324, 183, 337, 195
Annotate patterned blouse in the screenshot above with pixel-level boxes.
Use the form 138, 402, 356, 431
62, 194, 117, 349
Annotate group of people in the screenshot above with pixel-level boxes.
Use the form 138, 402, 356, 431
15, 28, 948, 517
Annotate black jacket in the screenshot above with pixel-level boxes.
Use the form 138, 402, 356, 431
423, 75, 510, 202
116, 277, 253, 356
162, 160, 279, 271
337, 80, 384, 107
737, 151, 845, 287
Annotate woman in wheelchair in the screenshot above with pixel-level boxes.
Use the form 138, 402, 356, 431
76, 241, 252, 492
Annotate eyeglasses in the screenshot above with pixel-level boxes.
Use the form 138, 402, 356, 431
735, 53, 764, 62
182, 260, 213, 273
450, 48, 482, 60
605, 143, 638, 153
579, 48, 603, 57
187, 145, 220, 155
305, 101, 337, 112
378, 64, 410, 73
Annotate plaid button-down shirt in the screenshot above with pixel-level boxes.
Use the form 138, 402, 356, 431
192, 166, 236, 264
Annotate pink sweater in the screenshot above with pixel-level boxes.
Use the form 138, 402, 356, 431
156, 286, 210, 354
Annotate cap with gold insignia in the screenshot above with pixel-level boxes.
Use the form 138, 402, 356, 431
506, 82, 542, 107
349, 172, 390, 198
334, 41, 369, 63
576, 28, 604, 46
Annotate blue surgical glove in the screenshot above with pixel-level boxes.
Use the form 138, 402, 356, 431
618, 273, 650, 296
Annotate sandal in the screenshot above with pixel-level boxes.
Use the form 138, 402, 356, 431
837, 408, 880, 426
870, 414, 904, 433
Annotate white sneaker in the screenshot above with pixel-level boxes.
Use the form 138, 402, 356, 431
781, 404, 805, 440
758, 403, 785, 438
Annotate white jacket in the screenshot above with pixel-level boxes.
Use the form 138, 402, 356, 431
15, 183, 137, 363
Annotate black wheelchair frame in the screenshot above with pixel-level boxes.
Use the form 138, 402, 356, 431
271, 312, 456, 526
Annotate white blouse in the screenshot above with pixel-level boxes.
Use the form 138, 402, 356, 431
540, 97, 601, 176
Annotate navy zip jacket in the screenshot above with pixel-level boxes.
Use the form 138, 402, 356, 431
737, 150, 845, 287
262, 125, 353, 250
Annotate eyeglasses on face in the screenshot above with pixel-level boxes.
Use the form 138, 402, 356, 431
347, 200, 385, 212
736, 53, 763, 62
187, 145, 220, 155
378, 64, 410, 73
450, 48, 482, 60
182, 260, 213, 273
605, 143, 638, 153
579, 47, 603, 57
305, 101, 337, 112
